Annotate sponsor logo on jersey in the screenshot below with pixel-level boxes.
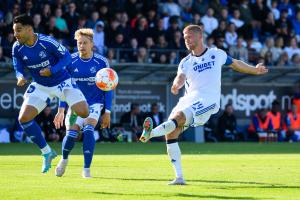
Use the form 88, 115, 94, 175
39, 51, 46, 59
27, 60, 50, 69
73, 77, 95, 82
193, 60, 215, 73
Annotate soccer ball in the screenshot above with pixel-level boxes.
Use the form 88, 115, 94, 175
95, 68, 118, 91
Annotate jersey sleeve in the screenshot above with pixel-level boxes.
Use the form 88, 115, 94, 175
218, 49, 233, 66
43, 37, 72, 74
104, 90, 113, 111
177, 58, 188, 75
12, 43, 25, 78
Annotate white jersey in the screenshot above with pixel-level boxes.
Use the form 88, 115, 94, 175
178, 47, 228, 108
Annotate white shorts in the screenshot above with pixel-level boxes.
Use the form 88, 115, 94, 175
22, 78, 86, 113
169, 93, 219, 128
65, 103, 104, 129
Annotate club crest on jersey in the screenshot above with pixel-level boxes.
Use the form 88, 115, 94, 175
90, 66, 96, 73
39, 51, 46, 59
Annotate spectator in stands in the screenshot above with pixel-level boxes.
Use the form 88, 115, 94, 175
36, 106, 60, 142
251, 0, 270, 27
63, 2, 79, 37
261, 11, 277, 38
218, 104, 240, 141
284, 104, 300, 142
107, 48, 117, 65
23, 0, 34, 16
33, 13, 44, 33
162, 0, 181, 17
248, 108, 274, 142
267, 100, 282, 141
218, 7, 230, 23
133, 16, 149, 46
117, 12, 132, 44
278, 0, 295, 18
1, 32, 14, 57
93, 20, 105, 55
230, 9, 244, 29
145, 103, 165, 141
41, 3, 51, 26
191, 12, 201, 26
260, 37, 276, 65
284, 37, 300, 60
166, 17, 181, 42
126, 37, 139, 62
291, 54, 300, 67
105, 18, 120, 46
273, 37, 284, 64
168, 30, 184, 50
238, 0, 253, 25
169, 51, 179, 64
211, 20, 227, 40
44, 16, 62, 39
98, 4, 109, 25
4, 3, 20, 28
54, 8, 69, 37
225, 23, 238, 47
149, 18, 166, 40
192, 0, 208, 16
120, 103, 143, 142
277, 52, 290, 66
86, 11, 99, 29
292, 10, 300, 36
229, 37, 248, 62
204, 114, 219, 142
201, 8, 218, 35
270, 0, 280, 20
275, 9, 292, 36
133, 47, 148, 63
0, 46, 10, 63
206, 36, 216, 48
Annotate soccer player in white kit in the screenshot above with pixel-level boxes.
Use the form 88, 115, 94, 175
140, 25, 268, 185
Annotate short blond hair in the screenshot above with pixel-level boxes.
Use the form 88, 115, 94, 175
74, 28, 94, 42
183, 25, 203, 34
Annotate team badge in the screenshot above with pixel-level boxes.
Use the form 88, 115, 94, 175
39, 51, 46, 59
90, 66, 96, 73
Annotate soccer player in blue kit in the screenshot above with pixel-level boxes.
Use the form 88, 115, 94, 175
53, 28, 112, 178
12, 14, 89, 173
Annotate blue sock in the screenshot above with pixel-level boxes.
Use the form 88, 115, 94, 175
20, 120, 47, 149
62, 130, 78, 159
83, 124, 95, 168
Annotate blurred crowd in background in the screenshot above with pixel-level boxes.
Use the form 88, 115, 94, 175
0, 0, 300, 66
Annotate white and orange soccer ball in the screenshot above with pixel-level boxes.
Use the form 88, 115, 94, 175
95, 68, 118, 91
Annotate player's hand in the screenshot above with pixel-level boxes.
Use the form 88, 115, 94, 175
54, 112, 65, 129
17, 77, 27, 86
171, 85, 179, 95
255, 63, 268, 75
39, 67, 52, 77
101, 112, 111, 129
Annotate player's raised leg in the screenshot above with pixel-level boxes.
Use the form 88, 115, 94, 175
19, 103, 57, 173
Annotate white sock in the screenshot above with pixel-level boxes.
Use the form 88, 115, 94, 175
151, 120, 177, 138
167, 142, 183, 178
41, 145, 51, 154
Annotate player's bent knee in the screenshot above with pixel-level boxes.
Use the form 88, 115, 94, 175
166, 130, 180, 140
72, 101, 89, 118
173, 111, 186, 126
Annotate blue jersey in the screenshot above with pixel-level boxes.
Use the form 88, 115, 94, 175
65, 52, 113, 110
12, 33, 71, 87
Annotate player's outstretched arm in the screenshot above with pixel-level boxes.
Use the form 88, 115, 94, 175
171, 73, 186, 95
229, 59, 269, 75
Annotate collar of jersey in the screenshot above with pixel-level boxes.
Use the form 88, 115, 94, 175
24, 33, 39, 48
191, 47, 208, 57
79, 53, 93, 62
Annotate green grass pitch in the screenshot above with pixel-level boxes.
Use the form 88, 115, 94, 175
0, 142, 300, 200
